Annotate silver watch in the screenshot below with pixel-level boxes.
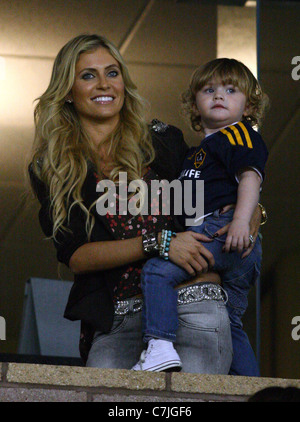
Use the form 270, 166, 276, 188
142, 232, 159, 256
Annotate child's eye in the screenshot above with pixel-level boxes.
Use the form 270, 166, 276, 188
226, 87, 236, 93
204, 87, 214, 93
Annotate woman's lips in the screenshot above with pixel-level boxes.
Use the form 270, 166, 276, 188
91, 96, 114, 103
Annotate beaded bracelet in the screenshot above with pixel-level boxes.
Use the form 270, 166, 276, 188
159, 229, 177, 260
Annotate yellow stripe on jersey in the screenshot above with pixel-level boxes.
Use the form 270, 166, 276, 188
238, 122, 253, 149
229, 125, 244, 146
220, 129, 236, 146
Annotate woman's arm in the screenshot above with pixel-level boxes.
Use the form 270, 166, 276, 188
69, 236, 145, 274
69, 230, 215, 275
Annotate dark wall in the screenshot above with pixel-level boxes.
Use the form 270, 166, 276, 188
259, 0, 300, 378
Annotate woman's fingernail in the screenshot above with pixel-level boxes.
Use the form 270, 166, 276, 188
212, 233, 219, 238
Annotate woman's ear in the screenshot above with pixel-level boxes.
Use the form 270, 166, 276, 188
65, 94, 73, 104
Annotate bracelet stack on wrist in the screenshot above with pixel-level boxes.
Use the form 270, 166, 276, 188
159, 229, 177, 260
142, 232, 159, 256
142, 230, 177, 259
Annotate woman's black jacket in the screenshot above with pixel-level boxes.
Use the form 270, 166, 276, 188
29, 122, 188, 334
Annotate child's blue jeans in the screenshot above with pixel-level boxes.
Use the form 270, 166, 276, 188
141, 208, 261, 376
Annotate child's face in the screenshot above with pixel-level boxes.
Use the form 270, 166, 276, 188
195, 77, 250, 135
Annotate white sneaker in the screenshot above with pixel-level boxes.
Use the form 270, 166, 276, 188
132, 339, 182, 372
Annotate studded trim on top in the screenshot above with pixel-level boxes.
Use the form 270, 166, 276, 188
150, 119, 169, 133
114, 282, 227, 315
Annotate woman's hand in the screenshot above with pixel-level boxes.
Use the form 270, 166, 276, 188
213, 204, 262, 258
168, 231, 215, 276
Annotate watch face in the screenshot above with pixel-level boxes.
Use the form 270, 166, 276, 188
147, 243, 158, 251
143, 233, 158, 254
146, 240, 156, 250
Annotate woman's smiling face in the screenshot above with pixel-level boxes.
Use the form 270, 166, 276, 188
69, 46, 125, 128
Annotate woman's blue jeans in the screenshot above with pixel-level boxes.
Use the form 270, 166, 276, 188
86, 290, 233, 374
141, 209, 261, 376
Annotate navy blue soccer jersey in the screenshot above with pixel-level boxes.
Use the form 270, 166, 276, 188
178, 121, 268, 224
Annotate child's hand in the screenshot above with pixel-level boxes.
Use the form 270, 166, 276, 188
222, 218, 250, 254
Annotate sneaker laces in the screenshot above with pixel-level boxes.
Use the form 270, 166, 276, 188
136, 342, 155, 367
134, 350, 147, 370
132, 340, 182, 372
139, 350, 147, 364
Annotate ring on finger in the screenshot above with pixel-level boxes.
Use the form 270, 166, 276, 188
249, 234, 254, 245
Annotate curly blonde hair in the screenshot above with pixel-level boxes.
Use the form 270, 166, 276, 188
30, 34, 155, 240
181, 58, 269, 134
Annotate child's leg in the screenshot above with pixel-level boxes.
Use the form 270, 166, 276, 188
194, 209, 262, 376
221, 245, 261, 377
132, 257, 191, 371
141, 256, 191, 343
229, 320, 260, 376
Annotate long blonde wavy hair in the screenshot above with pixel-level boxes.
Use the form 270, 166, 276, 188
30, 34, 155, 240
181, 58, 269, 134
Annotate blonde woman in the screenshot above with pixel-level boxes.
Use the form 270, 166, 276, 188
29, 35, 259, 372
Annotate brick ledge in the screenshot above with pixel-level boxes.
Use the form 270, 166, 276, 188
1, 362, 300, 402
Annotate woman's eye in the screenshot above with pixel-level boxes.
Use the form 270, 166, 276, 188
81, 73, 94, 80
107, 70, 119, 77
